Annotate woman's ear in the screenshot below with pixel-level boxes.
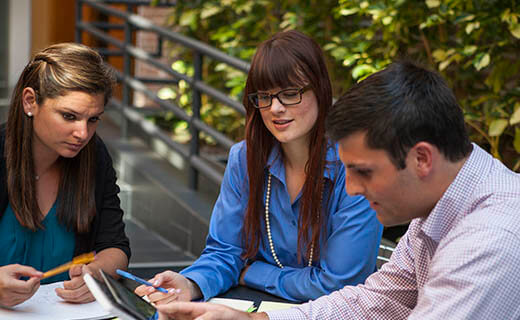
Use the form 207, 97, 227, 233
22, 87, 38, 116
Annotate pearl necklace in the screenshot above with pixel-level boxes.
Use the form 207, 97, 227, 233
265, 173, 315, 268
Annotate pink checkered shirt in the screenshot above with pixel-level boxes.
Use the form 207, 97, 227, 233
267, 144, 520, 319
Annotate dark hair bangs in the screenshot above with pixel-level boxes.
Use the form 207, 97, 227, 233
250, 45, 308, 92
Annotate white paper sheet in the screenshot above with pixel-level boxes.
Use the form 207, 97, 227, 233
0, 282, 112, 320
257, 300, 300, 312
208, 297, 254, 311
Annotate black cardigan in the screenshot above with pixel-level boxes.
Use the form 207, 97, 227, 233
0, 127, 131, 259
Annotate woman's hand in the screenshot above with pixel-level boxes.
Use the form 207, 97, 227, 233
134, 271, 200, 304
55, 264, 95, 303
156, 301, 267, 320
0, 264, 43, 307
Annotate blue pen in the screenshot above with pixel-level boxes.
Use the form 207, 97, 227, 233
116, 269, 169, 294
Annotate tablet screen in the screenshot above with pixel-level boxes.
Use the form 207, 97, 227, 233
99, 270, 158, 320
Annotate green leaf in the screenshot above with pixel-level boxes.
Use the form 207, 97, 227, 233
474, 53, 490, 71
439, 58, 452, 71
342, 53, 360, 67
323, 43, 337, 51
369, 9, 384, 21
352, 64, 376, 80
179, 11, 197, 28
339, 8, 359, 16
200, 5, 221, 19
180, 94, 189, 106
178, 80, 188, 91
157, 87, 176, 100
171, 61, 187, 74
420, 14, 443, 29
511, 103, 520, 125
425, 0, 440, 8
280, 12, 298, 29
454, 14, 475, 24
462, 45, 477, 56
437, 49, 456, 71
432, 49, 446, 61
330, 47, 348, 60
465, 21, 480, 34
215, 63, 227, 72
515, 128, 520, 153
382, 16, 393, 25
488, 119, 508, 137
501, 8, 512, 22
510, 23, 520, 39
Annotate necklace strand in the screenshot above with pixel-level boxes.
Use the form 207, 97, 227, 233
265, 173, 316, 269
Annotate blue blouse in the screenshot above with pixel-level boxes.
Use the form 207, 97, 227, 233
0, 202, 75, 284
181, 141, 383, 302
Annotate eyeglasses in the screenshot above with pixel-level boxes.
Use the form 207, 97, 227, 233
248, 85, 311, 109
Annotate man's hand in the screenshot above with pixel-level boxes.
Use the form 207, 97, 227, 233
156, 301, 269, 320
0, 264, 42, 307
55, 264, 95, 303
134, 270, 199, 304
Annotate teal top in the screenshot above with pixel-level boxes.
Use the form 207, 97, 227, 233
0, 202, 75, 284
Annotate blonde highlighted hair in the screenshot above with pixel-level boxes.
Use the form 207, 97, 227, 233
5, 42, 115, 232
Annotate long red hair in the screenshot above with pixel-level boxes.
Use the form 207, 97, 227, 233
241, 30, 333, 264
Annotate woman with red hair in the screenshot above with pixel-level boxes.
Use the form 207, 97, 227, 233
136, 30, 382, 303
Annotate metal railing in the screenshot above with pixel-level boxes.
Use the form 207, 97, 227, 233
377, 243, 395, 267
75, 0, 250, 189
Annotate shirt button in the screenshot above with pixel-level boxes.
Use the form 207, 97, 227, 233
291, 220, 296, 226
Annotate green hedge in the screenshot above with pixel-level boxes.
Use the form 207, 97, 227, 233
154, 0, 520, 171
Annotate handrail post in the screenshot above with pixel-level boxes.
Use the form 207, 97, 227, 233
75, 0, 251, 187
189, 52, 203, 190
121, 3, 134, 138
75, 0, 83, 43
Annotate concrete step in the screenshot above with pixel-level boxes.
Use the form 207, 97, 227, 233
96, 111, 219, 262
125, 218, 194, 269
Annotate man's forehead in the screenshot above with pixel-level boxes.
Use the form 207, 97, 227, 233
338, 132, 388, 166
337, 132, 370, 154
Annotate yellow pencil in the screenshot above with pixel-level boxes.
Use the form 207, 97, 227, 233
42, 252, 95, 279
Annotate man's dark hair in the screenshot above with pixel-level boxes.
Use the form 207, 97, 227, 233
326, 61, 472, 169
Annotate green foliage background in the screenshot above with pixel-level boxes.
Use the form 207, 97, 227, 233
156, 0, 520, 171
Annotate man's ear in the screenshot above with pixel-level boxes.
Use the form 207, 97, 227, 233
22, 87, 38, 116
410, 142, 435, 178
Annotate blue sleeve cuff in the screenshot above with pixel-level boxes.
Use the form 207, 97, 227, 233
181, 270, 212, 302
243, 260, 281, 292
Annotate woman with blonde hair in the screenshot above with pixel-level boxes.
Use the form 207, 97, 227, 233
0, 43, 130, 306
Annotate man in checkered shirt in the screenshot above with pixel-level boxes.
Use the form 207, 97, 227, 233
156, 61, 520, 319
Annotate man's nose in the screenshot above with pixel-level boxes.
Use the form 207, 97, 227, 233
345, 172, 364, 197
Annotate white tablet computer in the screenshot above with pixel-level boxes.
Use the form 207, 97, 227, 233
84, 269, 158, 320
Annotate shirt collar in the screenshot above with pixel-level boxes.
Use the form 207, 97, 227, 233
265, 141, 339, 186
419, 143, 491, 243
